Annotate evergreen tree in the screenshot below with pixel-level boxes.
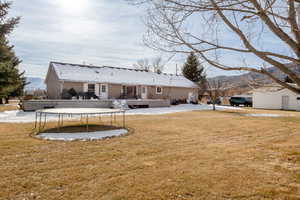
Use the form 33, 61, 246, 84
0, 1, 25, 104
182, 52, 206, 84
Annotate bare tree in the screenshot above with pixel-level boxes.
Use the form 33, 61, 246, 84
134, 55, 174, 73
206, 80, 224, 111
152, 56, 164, 73
133, 58, 151, 71
129, 0, 300, 94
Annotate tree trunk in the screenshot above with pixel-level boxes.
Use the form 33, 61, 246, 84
213, 103, 216, 111
0, 98, 3, 105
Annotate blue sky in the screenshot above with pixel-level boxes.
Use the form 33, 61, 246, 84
8, 0, 290, 79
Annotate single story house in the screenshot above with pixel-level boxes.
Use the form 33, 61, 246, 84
45, 62, 199, 102
253, 84, 300, 111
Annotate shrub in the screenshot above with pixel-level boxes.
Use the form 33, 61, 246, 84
61, 89, 72, 99
68, 88, 77, 97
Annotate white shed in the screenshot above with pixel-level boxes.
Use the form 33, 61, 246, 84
253, 84, 300, 111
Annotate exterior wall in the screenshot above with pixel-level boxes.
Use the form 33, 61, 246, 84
147, 86, 198, 100
45, 67, 62, 99
253, 88, 300, 111
63, 82, 83, 93
108, 84, 122, 99
169, 87, 198, 100
47, 76, 198, 101
105, 84, 198, 100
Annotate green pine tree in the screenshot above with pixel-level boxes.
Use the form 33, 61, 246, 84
182, 52, 206, 84
0, 2, 25, 104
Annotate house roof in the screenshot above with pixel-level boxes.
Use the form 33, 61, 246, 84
253, 83, 299, 93
49, 62, 199, 88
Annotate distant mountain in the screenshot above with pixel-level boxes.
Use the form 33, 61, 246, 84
23, 64, 300, 93
25, 77, 46, 91
209, 63, 300, 89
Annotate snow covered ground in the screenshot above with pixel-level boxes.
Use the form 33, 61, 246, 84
0, 104, 240, 123
36, 129, 128, 141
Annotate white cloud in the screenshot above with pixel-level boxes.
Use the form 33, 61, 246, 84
9, 0, 244, 78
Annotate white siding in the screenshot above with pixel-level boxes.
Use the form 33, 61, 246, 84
253, 87, 300, 111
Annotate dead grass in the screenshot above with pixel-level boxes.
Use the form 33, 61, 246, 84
0, 109, 300, 200
0, 104, 19, 112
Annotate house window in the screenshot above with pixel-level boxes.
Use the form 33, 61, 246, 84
142, 87, 146, 94
88, 84, 95, 94
101, 85, 106, 93
156, 86, 163, 94
297, 97, 300, 100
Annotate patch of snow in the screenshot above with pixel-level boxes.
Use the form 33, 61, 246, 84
125, 104, 240, 115
244, 113, 282, 117
0, 104, 240, 123
0, 110, 62, 123
36, 129, 128, 141
112, 99, 129, 109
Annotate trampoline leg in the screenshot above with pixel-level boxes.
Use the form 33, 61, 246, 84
57, 114, 60, 132
123, 111, 125, 128
61, 114, 64, 126
86, 115, 89, 132
38, 113, 42, 133
111, 113, 113, 126
34, 112, 38, 129
42, 113, 47, 130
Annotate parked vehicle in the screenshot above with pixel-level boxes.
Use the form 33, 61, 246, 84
207, 98, 221, 105
229, 96, 252, 107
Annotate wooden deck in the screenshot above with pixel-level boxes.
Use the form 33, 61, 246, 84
21, 99, 170, 111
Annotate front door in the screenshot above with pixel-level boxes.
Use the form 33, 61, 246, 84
141, 86, 147, 99
282, 96, 289, 110
99, 84, 108, 99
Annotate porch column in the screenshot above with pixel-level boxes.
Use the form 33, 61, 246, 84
83, 83, 88, 92
95, 84, 100, 97
136, 86, 140, 98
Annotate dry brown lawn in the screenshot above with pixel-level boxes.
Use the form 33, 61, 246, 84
0, 104, 19, 112
0, 109, 299, 200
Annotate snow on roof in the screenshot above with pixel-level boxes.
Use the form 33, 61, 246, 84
50, 62, 198, 88
253, 83, 299, 92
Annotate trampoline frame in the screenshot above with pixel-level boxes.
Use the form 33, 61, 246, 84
34, 108, 126, 133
